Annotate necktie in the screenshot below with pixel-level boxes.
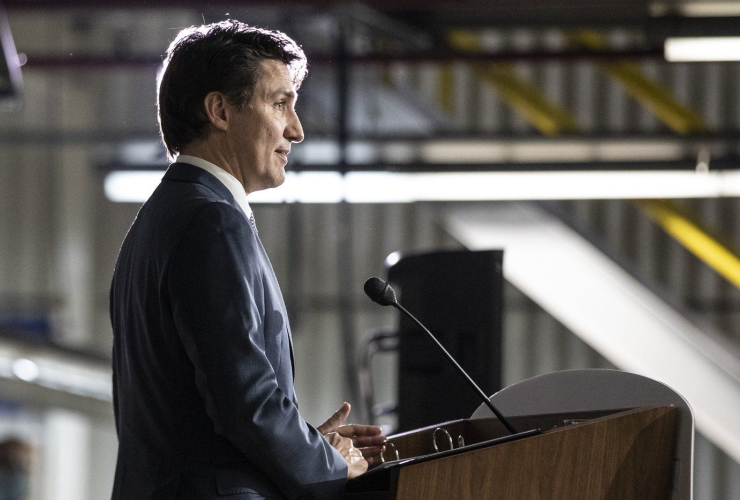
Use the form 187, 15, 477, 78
249, 212, 258, 234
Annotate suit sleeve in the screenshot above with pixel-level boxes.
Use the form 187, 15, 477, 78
110, 285, 120, 436
167, 202, 347, 500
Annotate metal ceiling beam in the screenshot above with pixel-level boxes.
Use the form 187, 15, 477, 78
89, 136, 740, 172
285, 159, 740, 172
382, 1, 651, 28
4, 0, 322, 9
10, 0, 740, 36
1, 0, 651, 28
4, 130, 740, 146
18, 49, 668, 70
99, 158, 740, 173
335, 3, 432, 49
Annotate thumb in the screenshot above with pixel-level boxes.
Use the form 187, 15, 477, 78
318, 402, 351, 435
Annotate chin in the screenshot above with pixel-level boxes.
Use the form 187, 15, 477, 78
271, 172, 286, 188
272, 167, 287, 187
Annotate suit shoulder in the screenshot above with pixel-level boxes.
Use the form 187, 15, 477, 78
171, 200, 257, 263
184, 199, 251, 234
142, 176, 247, 230
168, 200, 263, 285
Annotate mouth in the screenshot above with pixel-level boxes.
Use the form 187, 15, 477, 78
275, 149, 290, 163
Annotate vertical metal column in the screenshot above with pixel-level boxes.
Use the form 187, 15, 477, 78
286, 203, 303, 332
335, 19, 362, 416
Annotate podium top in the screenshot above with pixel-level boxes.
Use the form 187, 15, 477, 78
345, 405, 679, 500
472, 369, 693, 500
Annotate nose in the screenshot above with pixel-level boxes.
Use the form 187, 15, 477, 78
285, 107, 304, 143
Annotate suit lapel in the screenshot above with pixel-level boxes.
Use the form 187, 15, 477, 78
286, 323, 296, 382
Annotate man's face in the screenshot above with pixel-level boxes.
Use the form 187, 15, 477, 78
226, 59, 304, 194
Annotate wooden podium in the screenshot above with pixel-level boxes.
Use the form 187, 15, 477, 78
344, 370, 693, 500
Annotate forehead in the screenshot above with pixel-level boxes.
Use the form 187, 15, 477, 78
255, 59, 297, 96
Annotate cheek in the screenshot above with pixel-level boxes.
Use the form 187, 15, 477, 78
258, 128, 279, 152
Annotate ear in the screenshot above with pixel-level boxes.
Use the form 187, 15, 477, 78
202, 91, 230, 132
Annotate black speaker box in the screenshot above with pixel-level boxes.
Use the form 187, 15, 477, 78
387, 250, 504, 432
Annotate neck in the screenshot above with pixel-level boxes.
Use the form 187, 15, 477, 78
180, 142, 247, 192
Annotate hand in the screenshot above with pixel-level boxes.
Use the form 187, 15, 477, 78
324, 431, 367, 479
318, 402, 387, 468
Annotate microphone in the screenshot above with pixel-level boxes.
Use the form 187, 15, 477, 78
363, 276, 397, 306
363, 277, 517, 435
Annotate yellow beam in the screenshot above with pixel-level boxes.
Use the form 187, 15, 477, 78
378, 39, 395, 88
638, 199, 740, 289
447, 30, 580, 135
438, 64, 456, 115
566, 30, 708, 134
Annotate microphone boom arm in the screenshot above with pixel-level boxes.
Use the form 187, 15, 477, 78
392, 302, 518, 434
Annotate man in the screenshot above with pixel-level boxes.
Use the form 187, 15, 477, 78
110, 21, 385, 500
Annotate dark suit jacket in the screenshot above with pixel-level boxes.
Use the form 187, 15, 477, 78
110, 163, 347, 500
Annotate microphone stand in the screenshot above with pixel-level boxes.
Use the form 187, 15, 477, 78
392, 302, 518, 435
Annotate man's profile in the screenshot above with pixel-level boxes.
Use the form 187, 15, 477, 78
110, 20, 384, 500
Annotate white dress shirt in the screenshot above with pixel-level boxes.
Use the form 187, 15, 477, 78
177, 155, 253, 220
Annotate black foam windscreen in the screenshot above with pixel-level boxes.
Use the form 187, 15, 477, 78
363, 277, 397, 306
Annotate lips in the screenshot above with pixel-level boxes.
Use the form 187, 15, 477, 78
275, 149, 290, 162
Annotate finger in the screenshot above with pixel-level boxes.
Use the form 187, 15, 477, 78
365, 455, 380, 466
358, 446, 383, 458
350, 435, 388, 448
337, 424, 384, 438
317, 402, 351, 435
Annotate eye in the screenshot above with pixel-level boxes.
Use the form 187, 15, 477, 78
274, 101, 286, 110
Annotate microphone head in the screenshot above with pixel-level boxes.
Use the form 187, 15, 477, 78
363, 277, 397, 306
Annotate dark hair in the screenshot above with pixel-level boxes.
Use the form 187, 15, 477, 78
157, 20, 307, 162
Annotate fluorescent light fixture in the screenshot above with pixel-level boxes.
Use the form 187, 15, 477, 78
105, 170, 740, 203
345, 173, 414, 203
652, 1, 740, 17
420, 140, 684, 164
296, 140, 340, 165
12, 358, 39, 382
426, 139, 686, 164
104, 171, 164, 203
0, 348, 112, 402
665, 37, 740, 62
421, 142, 509, 164
249, 172, 345, 203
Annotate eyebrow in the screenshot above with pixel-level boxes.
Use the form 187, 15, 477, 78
271, 89, 296, 100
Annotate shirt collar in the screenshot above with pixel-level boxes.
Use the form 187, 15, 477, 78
176, 155, 252, 219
